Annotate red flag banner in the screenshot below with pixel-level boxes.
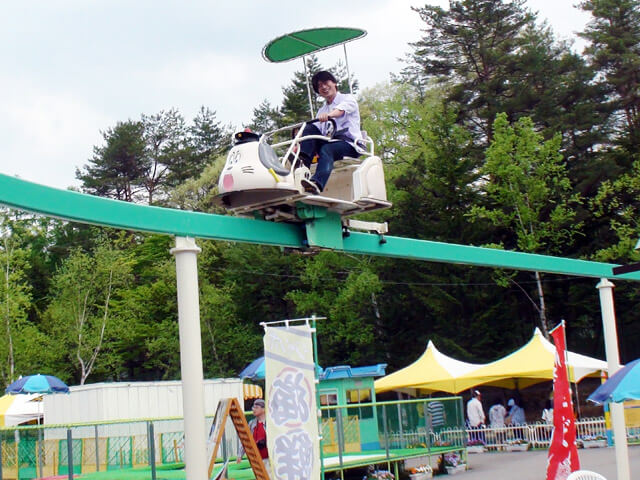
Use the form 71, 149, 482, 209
546, 323, 580, 480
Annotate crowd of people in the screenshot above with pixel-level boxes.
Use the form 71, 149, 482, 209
465, 390, 554, 430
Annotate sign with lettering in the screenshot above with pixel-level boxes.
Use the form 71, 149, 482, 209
264, 325, 319, 480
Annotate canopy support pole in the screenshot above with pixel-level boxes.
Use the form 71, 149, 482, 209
596, 278, 630, 480
343, 44, 353, 93
303, 56, 315, 117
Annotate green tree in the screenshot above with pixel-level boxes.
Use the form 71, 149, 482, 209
408, 0, 599, 158
247, 99, 279, 134
45, 237, 133, 384
0, 212, 33, 385
140, 109, 188, 204
408, 0, 534, 141
359, 82, 518, 365
286, 252, 382, 366
468, 113, 583, 336
77, 121, 146, 202
189, 107, 231, 163
590, 157, 640, 261
579, 0, 640, 152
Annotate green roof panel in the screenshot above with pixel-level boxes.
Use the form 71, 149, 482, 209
262, 27, 367, 63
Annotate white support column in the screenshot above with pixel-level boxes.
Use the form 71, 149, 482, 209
171, 236, 207, 480
596, 278, 630, 480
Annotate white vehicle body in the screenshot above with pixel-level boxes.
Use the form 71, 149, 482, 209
215, 120, 391, 222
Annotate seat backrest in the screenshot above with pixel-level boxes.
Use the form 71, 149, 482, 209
566, 470, 607, 480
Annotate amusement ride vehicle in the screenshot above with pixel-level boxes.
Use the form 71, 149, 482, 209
215, 27, 391, 232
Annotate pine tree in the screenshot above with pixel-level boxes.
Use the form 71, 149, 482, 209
408, 0, 600, 156
579, 0, 640, 152
247, 99, 279, 134
76, 121, 146, 202
409, 0, 534, 142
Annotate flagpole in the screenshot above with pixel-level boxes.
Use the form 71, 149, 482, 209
557, 319, 582, 420
547, 321, 581, 479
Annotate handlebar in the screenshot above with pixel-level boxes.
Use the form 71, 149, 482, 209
302, 118, 336, 139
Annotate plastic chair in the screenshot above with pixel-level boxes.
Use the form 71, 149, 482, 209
566, 470, 607, 480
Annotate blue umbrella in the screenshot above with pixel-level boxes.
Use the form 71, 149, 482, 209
588, 358, 640, 404
6, 374, 69, 394
239, 357, 265, 381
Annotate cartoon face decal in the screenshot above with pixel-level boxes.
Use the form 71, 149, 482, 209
225, 149, 241, 170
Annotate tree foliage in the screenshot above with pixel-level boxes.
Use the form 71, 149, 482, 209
468, 113, 583, 335
579, 0, 640, 152
44, 236, 133, 384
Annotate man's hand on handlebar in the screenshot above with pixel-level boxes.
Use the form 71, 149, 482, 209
317, 112, 330, 122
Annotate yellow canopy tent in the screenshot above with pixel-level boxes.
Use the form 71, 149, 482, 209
374, 340, 484, 395
454, 328, 608, 391
0, 394, 42, 426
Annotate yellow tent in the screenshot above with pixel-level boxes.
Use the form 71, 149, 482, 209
454, 328, 608, 391
374, 340, 484, 394
0, 394, 42, 426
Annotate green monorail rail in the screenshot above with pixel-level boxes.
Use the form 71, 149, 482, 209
0, 173, 636, 280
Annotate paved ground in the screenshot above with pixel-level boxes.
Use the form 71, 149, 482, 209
462, 445, 640, 479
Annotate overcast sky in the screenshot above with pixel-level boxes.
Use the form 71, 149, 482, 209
0, 1, 591, 190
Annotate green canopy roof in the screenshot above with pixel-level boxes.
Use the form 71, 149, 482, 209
262, 27, 367, 63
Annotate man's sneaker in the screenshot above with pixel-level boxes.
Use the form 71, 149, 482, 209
301, 178, 321, 195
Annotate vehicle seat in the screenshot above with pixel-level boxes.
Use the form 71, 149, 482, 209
259, 142, 290, 176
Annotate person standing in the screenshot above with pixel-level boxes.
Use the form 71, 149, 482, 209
489, 401, 507, 428
427, 400, 447, 432
466, 390, 486, 443
489, 400, 508, 445
506, 398, 526, 441
541, 399, 554, 441
541, 399, 554, 425
237, 399, 271, 478
506, 398, 525, 425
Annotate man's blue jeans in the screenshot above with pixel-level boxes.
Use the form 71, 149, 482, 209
298, 123, 358, 191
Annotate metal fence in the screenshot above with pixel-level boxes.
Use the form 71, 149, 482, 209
321, 397, 465, 454
0, 397, 466, 480
0, 416, 238, 480
3, 408, 638, 480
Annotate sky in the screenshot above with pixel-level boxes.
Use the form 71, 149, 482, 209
0, 1, 592, 190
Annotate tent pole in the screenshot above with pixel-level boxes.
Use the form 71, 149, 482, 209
562, 319, 583, 419
303, 56, 314, 117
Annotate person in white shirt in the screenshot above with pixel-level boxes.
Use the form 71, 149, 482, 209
467, 390, 485, 427
489, 401, 507, 428
466, 390, 486, 443
489, 400, 508, 444
298, 70, 362, 194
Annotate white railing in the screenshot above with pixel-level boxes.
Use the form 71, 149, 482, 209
462, 417, 616, 450
375, 417, 638, 454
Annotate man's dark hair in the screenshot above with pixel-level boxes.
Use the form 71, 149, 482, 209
311, 71, 337, 93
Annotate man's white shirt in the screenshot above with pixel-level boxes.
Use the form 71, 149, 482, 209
467, 397, 485, 427
317, 91, 362, 148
